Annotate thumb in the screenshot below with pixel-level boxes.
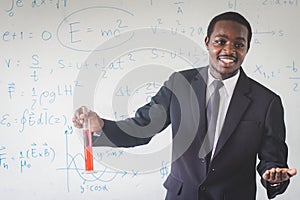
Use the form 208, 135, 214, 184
287, 168, 297, 177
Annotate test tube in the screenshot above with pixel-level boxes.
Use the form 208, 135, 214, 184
82, 106, 94, 171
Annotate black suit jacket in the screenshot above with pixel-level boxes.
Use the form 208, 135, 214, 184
94, 66, 289, 200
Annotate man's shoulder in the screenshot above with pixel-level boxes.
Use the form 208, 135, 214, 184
241, 69, 279, 98
173, 66, 207, 80
178, 66, 207, 74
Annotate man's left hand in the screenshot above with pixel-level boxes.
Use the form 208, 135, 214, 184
263, 168, 297, 185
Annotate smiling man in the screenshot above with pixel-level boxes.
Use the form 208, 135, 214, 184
205, 20, 248, 80
73, 11, 296, 200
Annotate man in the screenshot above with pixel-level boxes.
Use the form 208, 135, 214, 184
73, 11, 296, 199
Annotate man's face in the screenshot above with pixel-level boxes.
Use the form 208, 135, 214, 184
205, 20, 249, 80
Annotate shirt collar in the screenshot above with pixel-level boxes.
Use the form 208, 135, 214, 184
207, 69, 240, 97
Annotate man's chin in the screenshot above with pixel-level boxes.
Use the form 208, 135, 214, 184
209, 64, 240, 79
220, 68, 239, 78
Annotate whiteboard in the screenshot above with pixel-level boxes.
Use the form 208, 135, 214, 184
0, 0, 299, 199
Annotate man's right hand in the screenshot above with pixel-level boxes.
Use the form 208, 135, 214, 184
72, 106, 104, 132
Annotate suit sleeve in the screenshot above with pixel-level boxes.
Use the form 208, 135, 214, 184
257, 95, 290, 199
92, 72, 175, 148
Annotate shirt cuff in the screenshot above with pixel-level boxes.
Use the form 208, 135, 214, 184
92, 129, 103, 137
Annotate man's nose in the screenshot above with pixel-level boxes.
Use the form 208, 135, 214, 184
222, 42, 236, 55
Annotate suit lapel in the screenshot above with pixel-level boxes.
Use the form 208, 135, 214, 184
190, 67, 208, 136
212, 68, 252, 160
189, 67, 209, 184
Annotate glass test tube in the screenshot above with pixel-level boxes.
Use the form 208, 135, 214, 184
82, 107, 94, 171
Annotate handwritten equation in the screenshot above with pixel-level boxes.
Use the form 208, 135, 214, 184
60, 127, 170, 193
4, 0, 68, 17
0, 0, 299, 199
0, 143, 55, 173
1, 83, 73, 133
253, 60, 300, 92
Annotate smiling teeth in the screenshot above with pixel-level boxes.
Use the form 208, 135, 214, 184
220, 58, 234, 63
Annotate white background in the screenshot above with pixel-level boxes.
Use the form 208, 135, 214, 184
0, 0, 299, 199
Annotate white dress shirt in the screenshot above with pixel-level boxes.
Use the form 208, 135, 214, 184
206, 69, 240, 158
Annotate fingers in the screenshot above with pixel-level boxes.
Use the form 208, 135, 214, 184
275, 168, 282, 181
72, 106, 104, 132
72, 114, 83, 128
263, 168, 278, 184
262, 168, 275, 181
72, 106, 87, 129
262, 170, 270, 180
263, 168, 298, 184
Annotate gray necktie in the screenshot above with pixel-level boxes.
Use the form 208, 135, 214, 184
199, 80, 224, 159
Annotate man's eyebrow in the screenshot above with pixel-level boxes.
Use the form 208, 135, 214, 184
215, 34, 246, 41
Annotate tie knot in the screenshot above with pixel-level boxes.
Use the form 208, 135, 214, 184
212, 80, 224, 91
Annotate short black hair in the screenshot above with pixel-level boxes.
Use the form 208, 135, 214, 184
207, 11, 252, 50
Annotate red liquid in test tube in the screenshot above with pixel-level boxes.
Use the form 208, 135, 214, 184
82, 107, 94, 171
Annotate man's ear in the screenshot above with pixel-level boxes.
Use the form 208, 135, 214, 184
204, 36, 209, 50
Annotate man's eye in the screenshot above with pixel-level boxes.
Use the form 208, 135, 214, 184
214, 40, 226, 45
235, 43, 245, 48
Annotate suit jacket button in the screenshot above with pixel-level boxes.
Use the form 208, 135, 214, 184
199, 158, 205, 163
200, 186, 206, 191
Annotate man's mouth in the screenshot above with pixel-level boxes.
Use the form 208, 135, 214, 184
218, 55, 237, 64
